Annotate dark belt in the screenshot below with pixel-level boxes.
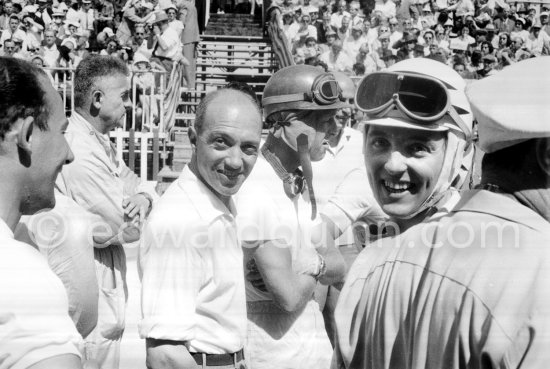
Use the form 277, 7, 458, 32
191, 349, 244, 367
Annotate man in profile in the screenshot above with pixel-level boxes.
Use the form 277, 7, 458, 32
140, 89, 263, 369
0, 57, 82, 368
57, 54, 157, 369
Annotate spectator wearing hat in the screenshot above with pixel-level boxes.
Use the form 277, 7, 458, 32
374, 30, 395, 59
163, 3, 183, 38
511, 16, 529, 43
50, 7, 67, 39
0, 15, 27, 54
394, 32, 418, 61
288, 13, 317, 50
77, 0, 94, 33
318, 27, 337, 53
330, 1, 351, 29
343, 23, 364, 61
476, 53, 498, 77
35, 0, 53, 29
148, 11, 183, 73
94, 0, 115, 34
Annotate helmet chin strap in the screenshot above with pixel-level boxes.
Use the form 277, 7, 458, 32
296, 133, 317, 220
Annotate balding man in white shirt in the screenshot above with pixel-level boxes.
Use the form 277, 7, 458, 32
141, 88, 263, 369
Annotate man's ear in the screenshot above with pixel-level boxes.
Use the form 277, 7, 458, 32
92, 89, 103, 111
536, 137, 550, 177
8, 116, 35, 168
188, 126, 197, 150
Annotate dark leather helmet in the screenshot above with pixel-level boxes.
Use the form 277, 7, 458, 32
262, 65, 349, 119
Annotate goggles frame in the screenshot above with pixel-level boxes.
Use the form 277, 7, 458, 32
356, 71, 471, 141
262, 73, 344, 107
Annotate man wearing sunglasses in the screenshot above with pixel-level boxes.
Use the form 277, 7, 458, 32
236, 65, 348, 369
332, 58, 476, 368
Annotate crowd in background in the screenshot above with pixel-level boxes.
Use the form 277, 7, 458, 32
278, 0, 550, 78
0, 0, 200, 85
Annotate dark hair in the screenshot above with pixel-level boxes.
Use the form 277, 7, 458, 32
0, 57, 49, 140
194, 89, 261, 135
353, 62, 366, 75
480, 41, 494, 54
74, 55, 129, 108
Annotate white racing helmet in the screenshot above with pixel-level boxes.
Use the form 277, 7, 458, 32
355, 58, 475, 218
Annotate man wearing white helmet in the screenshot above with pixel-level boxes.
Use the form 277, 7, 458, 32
332, 58, 476, 368
236, 65, 348, 368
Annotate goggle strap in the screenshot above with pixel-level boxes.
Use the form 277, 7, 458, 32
262, 93, 310, 106
447, 106, 472, 144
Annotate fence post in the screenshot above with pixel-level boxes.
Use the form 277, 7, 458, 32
129, 128, 135, 171
140, 132, 148, 180
153, 128, 159, 181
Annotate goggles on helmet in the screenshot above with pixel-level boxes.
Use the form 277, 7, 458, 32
355, 71, 471, 141
262, 73, 344, 107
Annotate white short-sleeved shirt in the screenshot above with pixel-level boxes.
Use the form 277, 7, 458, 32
0, 219, 82, 369
154, 26, 182, 60
139, 166, 247, 354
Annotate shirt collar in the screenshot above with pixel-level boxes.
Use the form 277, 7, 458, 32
178, 166, 237, 222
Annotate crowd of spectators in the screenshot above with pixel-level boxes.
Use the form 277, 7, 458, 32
0, 0, 200, 85
278, 0, 550, 78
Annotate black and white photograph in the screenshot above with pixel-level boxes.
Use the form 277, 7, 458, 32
0, 0, 549, 367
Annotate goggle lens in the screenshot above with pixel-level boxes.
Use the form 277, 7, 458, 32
356, 72, 448, 119
318, 79, 340, 103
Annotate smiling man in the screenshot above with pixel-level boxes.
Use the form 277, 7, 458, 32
332, 59, 476, 369
57, 55, 157, 369
140, 89, 263, 369
0, 57, 83, 368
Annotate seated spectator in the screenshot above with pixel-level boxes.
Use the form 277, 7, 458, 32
525, 21, 550, 56
349, 1, 362, 26
51, 8, 68, 39
355, 42, 383, 72
511, 17, 529, 43
388, 17, 403, 50
477, 53, 498, 77
295, 36, 319, 61
318, 28, 337, 53
11, 35, 28, 59
78, 0, 95, 33
130, 23, 151, 58
330, 2, 350, 29
343, 23, 364, 61
394, 32, 418, 61
2, 38, 16, 57
288, 13, 317, 50
0, 15, 27, 54
420, 3, 436, 27
319, 39, 353, 72
117, 0, 154, 45
337, 15, 351, 41
360, 19, 378, 48
479, 40, 494, 56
